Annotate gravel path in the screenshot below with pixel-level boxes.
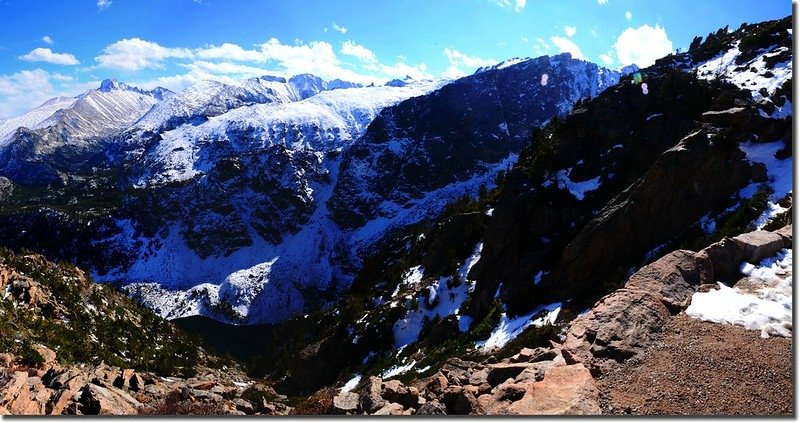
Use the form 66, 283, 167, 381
597, 314, 792, 416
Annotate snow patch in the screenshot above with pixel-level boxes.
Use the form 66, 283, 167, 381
547, 168, 602, 200
686, 249, 792, 338
340, 374, 361, 393
696, 42, 792, 98
475, 302, 562, 350
382, 360, 417, 379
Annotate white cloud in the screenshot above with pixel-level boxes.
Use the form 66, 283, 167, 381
550, 36, 585, 60
50, 73, 74, 82
490, 0, 526, 12
196, 43, 264, 62
597, 0, 608, 4
380, 61, 431, 80
341, 40, 377, 64
258, 38, 382, 84
181, 61, 270, 77
614, 24, 673, 67
0, 69, 86, 118
97, 0, 111, 10
332, 22, 347, 34
598, 53, 614, 65
532, 38, 551, 56
19, 48, 80, 65
95, 38, 193, 70
130, 71, 210, 93
565, 25, 577, 37
521, 37, 529, 43
591, 29, 598, 38
625, 11, 632, 20
443, 48, 497, 78
41, 35, 53, 45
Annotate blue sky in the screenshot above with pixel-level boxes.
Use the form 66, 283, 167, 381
0, 0, 791, 118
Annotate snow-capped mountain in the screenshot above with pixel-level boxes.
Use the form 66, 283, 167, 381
6, 16, 789, 327
329, 53, 622, 229
0, 97, 78, 145
131, 79, 444, 187
0, 80, 168, 148
0, 80, 170, 184
0, 54, 625, 324
134, 74, 362, 132
93, 55, 622, 324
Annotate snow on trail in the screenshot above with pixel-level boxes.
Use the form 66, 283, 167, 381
686, 249, 792, 338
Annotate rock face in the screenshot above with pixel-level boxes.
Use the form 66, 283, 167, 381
561, 225, 792, 376
484, 364, 601, 415
467, 29, 791, 317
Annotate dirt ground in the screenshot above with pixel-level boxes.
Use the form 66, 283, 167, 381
597, 314, 793, 416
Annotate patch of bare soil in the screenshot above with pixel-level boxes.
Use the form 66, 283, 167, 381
597, 314, 792, 416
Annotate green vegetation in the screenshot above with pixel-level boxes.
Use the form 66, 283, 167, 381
644, 187, 775, 260
494, 324, 558, 361
518, 119, 560, 180
467, 299, 503, 342
739, 19, 788, 51
0, 248, 206, 376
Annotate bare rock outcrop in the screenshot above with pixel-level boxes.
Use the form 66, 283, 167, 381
561, 225, 792, 376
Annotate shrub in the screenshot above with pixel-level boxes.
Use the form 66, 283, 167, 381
289, 387, 334, 415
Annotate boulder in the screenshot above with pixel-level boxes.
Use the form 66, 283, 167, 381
75, 384, 142, 415
513, 361, 558, 383
380, 380, 418, 409
358, 376, 386, 414
190, 381, 216, 391
417, 372, 448, 396
510, 347, 557, 363
441, 386, 481, 415
506, 364, 600, 415
1, 372, 50, 415
775, 224, 792, 247
232, 398, 254, 413
415, 400, 447, 415
702, 237, 746, 281
46, 373, 87, 415
562, 289, 671, 375
0, 353, 14, 367
486, 363, 533, 386
733, 231, 786, 263
32, 345, 57, 370
372, 402, 404, 415
625, 250, 713, 312
468, 369, 489, 386
332, 391, 359, 415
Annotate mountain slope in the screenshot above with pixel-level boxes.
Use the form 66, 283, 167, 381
0, 247, 292, 415
0, 80, 170, 185
134, 74, 360, 132
237, 16, 792, 395
329, 53, 621, 229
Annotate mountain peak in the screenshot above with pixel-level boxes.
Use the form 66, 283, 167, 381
99, 79, 123, 92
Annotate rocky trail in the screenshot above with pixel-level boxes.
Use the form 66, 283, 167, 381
598, 314, 792, 416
